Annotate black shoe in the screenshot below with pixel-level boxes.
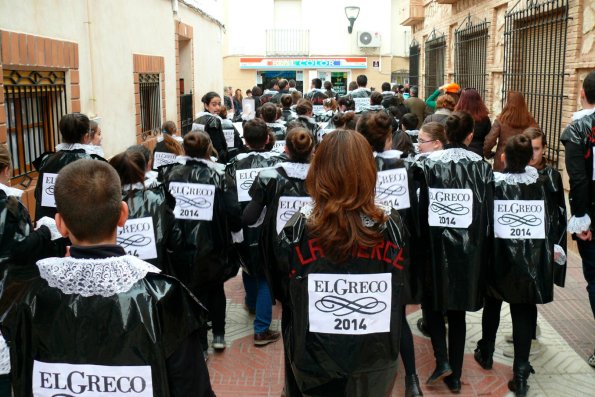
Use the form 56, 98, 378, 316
473, 343, 494, 370
443, 375, 461, 393
405, 374, 423, 397
254, 329, 281, 346
507, 362, 534, 397
212, 334, 226, 351
426, 362, 452, 385
416, 318, 430, 337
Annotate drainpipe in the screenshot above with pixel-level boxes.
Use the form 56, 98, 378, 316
85, 0, 97, 116
172, 0, 179, 16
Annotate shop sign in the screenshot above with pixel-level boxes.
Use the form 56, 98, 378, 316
240, 57, 367, 70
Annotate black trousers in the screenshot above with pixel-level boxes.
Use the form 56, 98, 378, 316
401, 306, 417, 376
282, 304, 304, 397
198, 282, 227, 350
480, 296, 537, 367
426, 309, 466, 379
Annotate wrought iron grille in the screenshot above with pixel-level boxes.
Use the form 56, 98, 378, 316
503, 0, 569, 166
425, 30, 446, 99
139, 73, 162, 136
3, 70, 67, 181
455, 15, 490, 98
409, 40, 420, 88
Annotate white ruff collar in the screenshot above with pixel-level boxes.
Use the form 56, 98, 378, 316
427, 147, 482, 163
122, 182, 145, 192
37, 255, 161, 297
375, 150, 403, 159
494, 166, 539, 185
234, 151, 279, 162
157, 135, 183, 143
56, 143, 104, 157
0, 183, 23, 198
175, 156, 216, 166
278, 162, 309, 180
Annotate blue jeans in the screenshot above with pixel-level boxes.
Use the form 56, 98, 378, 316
242, 272, 273, 333
577, 239, 595, 319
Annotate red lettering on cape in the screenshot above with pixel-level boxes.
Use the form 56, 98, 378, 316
383, 241, 398, 264
309, 238, 325, 259
392, 247, 405, 270
371, 241, 384, 260
356, 245, 371, 259
295, 246, 315, 266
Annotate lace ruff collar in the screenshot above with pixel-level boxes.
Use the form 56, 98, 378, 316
234, 151, 279, 162
266, 122, 286, 129
157, 135, 183, 143
37, 255, 161, 297
0, 183, 23, 198
427, 147, 482, 163
175, 156, 217, 167
494, 166, 539, 185
122, 182, 145, 192
278, 162, 309, 180
405, 129, 420, 136
56, 143, 104, 157
375, 150, 403, 159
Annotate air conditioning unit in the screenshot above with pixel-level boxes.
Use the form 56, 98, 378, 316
358, 31, 381, 47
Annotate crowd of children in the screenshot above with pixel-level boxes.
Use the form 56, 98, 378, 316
0, 71, 593, 397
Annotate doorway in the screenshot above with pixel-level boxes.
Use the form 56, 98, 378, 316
258, 71, 303, 92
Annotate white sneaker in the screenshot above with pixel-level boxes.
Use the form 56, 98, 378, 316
588, 351, 595, 368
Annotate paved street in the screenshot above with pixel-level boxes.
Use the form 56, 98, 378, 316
206, 250, 595, 397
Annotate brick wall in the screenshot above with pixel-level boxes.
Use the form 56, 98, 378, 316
0, 30, 79, 218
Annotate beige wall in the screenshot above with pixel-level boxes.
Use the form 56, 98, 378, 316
0, 0, 224, 158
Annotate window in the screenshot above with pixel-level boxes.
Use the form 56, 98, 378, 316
455, 16, 489, 98
503, 0, 569, 166
424, 30, 446, 99
139, 73, 162, 135
391, 70, 410, 86
3, 70, 67, 181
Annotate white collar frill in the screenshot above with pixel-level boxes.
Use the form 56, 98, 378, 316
299, 203, 391, 227
278, 162, 309, 180
56, 143, 104, 157
427, 147, 482, 163
37, 255, 161, 297
494, 166, 539, 185
0, 183, 23, 198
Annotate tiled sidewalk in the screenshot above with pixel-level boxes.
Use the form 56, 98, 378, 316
206, 251, 595, 397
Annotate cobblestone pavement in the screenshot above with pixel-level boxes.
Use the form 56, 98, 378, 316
206, 250, 595, 397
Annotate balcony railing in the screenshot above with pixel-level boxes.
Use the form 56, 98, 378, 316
266, 29, 309, 56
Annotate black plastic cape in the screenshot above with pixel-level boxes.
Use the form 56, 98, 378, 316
414, 147, 493, 312
193, 112, 228, 163
121, 185, 170, 270
375, 151, 422, 304
221, 118, 245, 160
0, 257, 207, 397
277, 208, 408, 397
161, 159, 235, 295
225, 151, 285, 275
487, 170, 557, 304
538, 165, 567, 287
248, 162, 310, 302
33, 149, 106, 221
266, 122, 287, 141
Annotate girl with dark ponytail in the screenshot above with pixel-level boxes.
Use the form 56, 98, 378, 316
152, 120, 183, 170
414, 110, 493, 393
109, 151, 168, 270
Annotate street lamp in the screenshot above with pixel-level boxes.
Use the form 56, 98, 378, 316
345, 6, 360, 34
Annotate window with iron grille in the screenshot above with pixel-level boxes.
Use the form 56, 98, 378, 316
424, 31, 446, 99
503, 0, 569, 167
455, 15, 489, 98
409, 40, 420, 88
139, 73, 161, 135
3, 70, 67, 182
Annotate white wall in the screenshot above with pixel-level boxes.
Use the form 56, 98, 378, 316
0, 0, 224, 157
223, 0, 410, 57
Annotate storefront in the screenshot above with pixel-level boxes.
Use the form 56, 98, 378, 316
239, 57, 367, 94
